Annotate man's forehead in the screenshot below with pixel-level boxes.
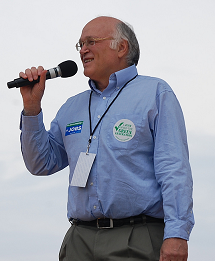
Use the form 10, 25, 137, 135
79, 35, 99, 43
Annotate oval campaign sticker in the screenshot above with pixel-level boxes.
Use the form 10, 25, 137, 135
113, 119, 136, 142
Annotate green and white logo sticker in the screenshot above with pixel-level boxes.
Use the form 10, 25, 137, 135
113, 119, 136, 142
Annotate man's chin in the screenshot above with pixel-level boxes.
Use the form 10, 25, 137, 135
83, 68, 93, 78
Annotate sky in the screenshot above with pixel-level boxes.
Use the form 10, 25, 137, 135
0, 0, 215, 260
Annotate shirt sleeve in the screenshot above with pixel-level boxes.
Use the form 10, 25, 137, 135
20, 110, 68, 175
153, 85, 194, 240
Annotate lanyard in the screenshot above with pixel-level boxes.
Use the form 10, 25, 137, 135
86, 74, 138, 154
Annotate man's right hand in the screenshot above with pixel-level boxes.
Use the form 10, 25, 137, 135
19, 66, 47, 116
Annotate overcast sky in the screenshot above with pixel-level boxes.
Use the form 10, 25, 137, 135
1, 0, 215, 260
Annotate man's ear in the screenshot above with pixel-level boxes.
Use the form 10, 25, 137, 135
117, 39, 129, 59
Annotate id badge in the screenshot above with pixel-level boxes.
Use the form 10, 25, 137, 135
70, 152, 96, 187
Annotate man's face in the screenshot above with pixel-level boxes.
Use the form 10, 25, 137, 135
79, 17, 121, 87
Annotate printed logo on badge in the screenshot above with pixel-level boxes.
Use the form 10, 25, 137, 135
113, 119, 136, 142
65, 121, 83, 136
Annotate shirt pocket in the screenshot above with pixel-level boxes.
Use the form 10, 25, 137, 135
106, 113, 142, 151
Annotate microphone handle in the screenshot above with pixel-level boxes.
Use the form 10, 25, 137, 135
8, 77, 40, 88
7, 70, 56, 89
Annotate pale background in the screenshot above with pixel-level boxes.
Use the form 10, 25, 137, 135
1, 0, 214, 260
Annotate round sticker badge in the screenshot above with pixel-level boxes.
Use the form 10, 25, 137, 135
113, 119, 136, 142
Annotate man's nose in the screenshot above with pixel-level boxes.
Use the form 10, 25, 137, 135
80, 44, 89, 54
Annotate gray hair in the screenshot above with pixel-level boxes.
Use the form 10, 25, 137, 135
111, 21, 140, 66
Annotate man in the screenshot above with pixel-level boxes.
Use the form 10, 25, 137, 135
19, 16, 194, 261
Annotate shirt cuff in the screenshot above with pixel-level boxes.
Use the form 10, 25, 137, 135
20, 110, 45, 132
164, 216, 194, 241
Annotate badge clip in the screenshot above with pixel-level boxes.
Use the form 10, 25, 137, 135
86, 136, 92, 155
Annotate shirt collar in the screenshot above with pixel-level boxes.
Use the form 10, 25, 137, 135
88, 65, 138, 96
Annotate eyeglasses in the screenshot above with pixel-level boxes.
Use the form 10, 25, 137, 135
75, 37, 114, 51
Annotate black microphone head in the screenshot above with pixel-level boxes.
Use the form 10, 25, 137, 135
58, 60, 78, 78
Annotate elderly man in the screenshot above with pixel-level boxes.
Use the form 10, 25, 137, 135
19, 16, 194, 261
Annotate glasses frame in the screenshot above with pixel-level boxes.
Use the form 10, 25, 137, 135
75, 37, 114, 51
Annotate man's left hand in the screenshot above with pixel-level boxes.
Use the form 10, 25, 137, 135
159, 238, 188, 261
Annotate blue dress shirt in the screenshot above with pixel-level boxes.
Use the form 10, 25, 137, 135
20, 65, 194, 240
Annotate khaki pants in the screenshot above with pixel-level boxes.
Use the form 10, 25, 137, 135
59, 221, 164, 261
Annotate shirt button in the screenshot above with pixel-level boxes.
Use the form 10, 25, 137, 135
93, 136, 96, 139
94, 206, 97, 209
103, 97, 106, 100
98, 115, 101, 119
90, 182, 94, 186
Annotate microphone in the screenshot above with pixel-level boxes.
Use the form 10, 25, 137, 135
7, 60, 78, 89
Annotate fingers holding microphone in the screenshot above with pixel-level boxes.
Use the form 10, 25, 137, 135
20, 66, 43, 82
20, 66, 47, 116
9, 60, 78, 115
